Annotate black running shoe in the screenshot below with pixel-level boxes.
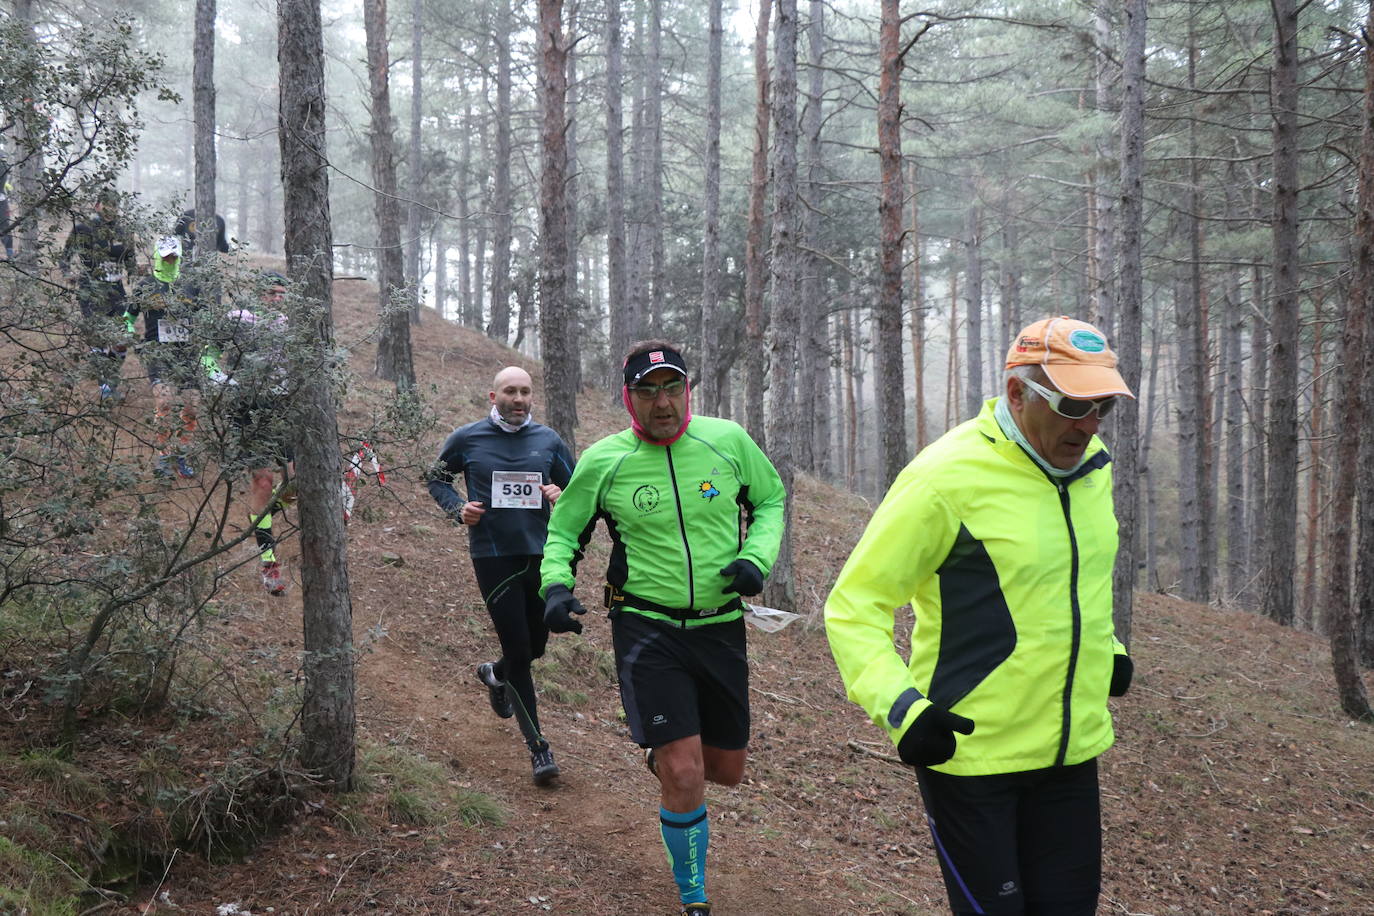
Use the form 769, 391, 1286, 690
531, 745, 560, 786
680, 903, 710, 915
476, 662, 513, 719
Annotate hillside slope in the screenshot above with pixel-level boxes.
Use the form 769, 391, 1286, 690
5, 276, 1373, 915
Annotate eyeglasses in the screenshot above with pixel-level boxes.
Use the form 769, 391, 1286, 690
628, 378, 687, 400
1020, 376, 1117, 419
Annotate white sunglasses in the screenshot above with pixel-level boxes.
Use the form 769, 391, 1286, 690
1020, 376, 1118, 419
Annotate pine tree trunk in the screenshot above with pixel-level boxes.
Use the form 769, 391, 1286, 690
830, 309, 843, 475
488, 0, 514, 343
1361, 256, 1374, 667
910, 161, 927, 452
513, 266, 533, 353
457, 100, 474, 326
626, 72, 649, 345
564, 1, 581, 391
193, 0, 217, 265
1143, 316, 1162, 591
1224, 269, 1247, 601
945, 271, 959, 431
11, 0, 41, 264
1176, 18, 1212, 604
796, 0, 827, 474
605, 0, 630, 388
743, 0, 772, 448
538, 0, 578, 451
1247, 281, 1269, 594
474, 98, 489, 331
278, 0, 356, 790
1111, 0, 1146, 642
1000, 220, 1021, 355
1302, 304, 1325, 629
434, 234, 447, 320
1323, 7, 1374, 718
1359, 303, 1374, 667
842, 303, 857, 489
647, 0, 665, 325
698, 0, 725, 415
764, 0, 799, 611
875, 0, 907, 489
365, 0, 415, 389
405, 0, 423, 324
1092, 0, 1117, 340
1262, 0, 1300, 628
963, 189, 982, 420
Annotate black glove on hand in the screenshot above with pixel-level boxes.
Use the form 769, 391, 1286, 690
1109, 654, 1134, 697
897, 705, 975, 768
719, 559, 765, 597
543, 585, 588, 635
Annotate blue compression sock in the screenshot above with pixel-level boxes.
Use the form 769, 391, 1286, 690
660, 804, 709, 905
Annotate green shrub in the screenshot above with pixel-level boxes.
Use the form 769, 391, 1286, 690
16, 750, 106, 805
357, 744, 506, 829
0, 836, 81, 916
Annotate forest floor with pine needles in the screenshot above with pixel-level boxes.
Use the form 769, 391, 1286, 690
3, 275, 1373, 915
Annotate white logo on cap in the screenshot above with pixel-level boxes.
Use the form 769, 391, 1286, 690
650, 351, 665, 363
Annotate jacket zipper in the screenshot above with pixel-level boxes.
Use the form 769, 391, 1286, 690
665, 446, 694, 625
1055, 478, 1082, 767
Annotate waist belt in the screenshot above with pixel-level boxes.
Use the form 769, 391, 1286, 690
604, 584, 742, 622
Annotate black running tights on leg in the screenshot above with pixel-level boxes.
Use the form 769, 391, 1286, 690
471, 555, 549, 742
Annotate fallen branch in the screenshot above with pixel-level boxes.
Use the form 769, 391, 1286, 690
846, 738, 905, 767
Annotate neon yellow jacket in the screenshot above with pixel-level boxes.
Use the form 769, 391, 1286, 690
825, 399, 1126, 776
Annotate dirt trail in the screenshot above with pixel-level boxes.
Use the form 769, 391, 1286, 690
343, 517, 849, 915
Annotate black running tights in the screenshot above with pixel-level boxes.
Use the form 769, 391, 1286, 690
470, 555, 549, 740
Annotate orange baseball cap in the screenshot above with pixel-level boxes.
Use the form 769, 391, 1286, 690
1005, 316, 1134, 399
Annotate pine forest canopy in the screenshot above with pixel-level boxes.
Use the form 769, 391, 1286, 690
5, 0, 1374, 688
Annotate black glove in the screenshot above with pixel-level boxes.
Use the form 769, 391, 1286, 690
897, 705, 975, 767
1109, 654, 1134, 697
719, 559, 764, 597
543, 584, 588, 635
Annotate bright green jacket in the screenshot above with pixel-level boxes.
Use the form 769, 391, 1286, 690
825, 399, 1126, 776
540, 415, 785, 626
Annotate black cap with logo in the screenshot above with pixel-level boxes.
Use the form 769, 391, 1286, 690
623, 346, 688, 386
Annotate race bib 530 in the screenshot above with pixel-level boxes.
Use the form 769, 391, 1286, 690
490, 471, 542, 509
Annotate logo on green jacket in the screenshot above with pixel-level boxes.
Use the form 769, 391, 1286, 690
698, 480, 719, 501
632, 484, 660, 514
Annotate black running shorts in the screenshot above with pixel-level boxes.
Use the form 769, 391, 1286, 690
610, 608, 749, 751
915, 758, 1102, 915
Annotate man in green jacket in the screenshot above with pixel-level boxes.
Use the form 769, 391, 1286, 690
825, 316, 1136, 916
540, 340, 785, 916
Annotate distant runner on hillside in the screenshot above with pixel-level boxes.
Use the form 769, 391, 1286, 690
133, 235, 201, 479
60, 189, 138, 399
825, 316, 1137, 916
205, 271, 296, 596
427, 366, 575, 786
539, 341, 785, 916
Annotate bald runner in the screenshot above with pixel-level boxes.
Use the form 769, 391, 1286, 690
428, 367, 576, 785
